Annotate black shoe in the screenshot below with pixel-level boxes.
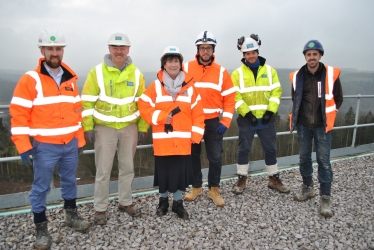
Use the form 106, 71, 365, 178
172, 200, 189, 220
156, 197, 169, 216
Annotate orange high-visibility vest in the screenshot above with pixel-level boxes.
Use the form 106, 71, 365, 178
10, 58, 85, 154
289, 66, 341, 132
138, 70, 205, 156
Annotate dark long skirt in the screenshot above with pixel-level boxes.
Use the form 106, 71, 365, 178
154, 155, 193, 193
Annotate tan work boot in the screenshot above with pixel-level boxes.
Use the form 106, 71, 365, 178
64, 208, 91, 232
320, 195, 333, 217
208, 187, 225, 207
232, 175, 247, 195
268, 174, 290, 193
184, 187, 202, 201
35, 221, 52, 250
94, 211, 107, 225
118, 203, 142, 217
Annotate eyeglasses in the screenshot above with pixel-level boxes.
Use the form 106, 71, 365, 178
198, 46, 213, 52
110, 46, 127, 52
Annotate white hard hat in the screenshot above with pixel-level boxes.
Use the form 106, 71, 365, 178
108, 32, 131, 46
238, 35, 261, 53
38, 28, 66, 48
195, 31, 217, 46
160, 46, 183, 67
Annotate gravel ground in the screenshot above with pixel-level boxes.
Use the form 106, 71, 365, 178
0, 154, 373, 250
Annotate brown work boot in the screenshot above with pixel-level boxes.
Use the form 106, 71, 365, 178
208, 187, 225, 207
232, 175, 247, 195
35, 221, 52, 250
184, 187, 202, 201
118, 203, 142, 217
268, 174, 290, 193
94, 211, 107, 225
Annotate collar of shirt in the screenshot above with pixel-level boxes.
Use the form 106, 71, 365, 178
43, 62, 64, 87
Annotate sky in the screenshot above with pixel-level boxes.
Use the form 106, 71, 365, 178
0, 0, 373, 77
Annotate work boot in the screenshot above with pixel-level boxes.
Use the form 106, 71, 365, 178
156, 197, 169, 216
232, 175, 247, 195
64, 208, 90, 231
184, 187, 202, 201
293, 183, 315, 201
268, 174, 290, 193
35, 221, 52, 250
172, 200, 189, 220
208, 187, 225, 207
94, 211, 107, 225
320, 195, 333, 217
118, 203, 142, 217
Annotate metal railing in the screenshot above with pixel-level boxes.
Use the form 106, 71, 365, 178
1, 94, 374, 210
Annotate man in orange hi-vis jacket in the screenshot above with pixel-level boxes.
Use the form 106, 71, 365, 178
183, 31, 236, 207
9, 29, 90, 249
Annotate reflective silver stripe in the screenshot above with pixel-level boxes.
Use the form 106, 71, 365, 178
292, 70, 299, 90
221, 86, 236, 96
183, 62, 189, 73
203, 108, 222, 114
192, 126, 204, 135
93, 110, 139, 122
152, 131, 191, 139
11, 127, 30, 135
95, 64, 140, 105
269, 97, 280, 105
237, 67, 245, 90
11, 97, 32, 108
155, 80, 173, 103
326, 66, 334, 100
238, 85, 272, 93
222, 112, 233, 119
139, 94, 155, 108
235, 100, 245, 110
28, 125, 81, 136
82, 109, 94, 117
26, 71, 43, 99
191, 94, 201, 109
152, 110, 161, 126
81, 95, 99, 102
195, 82, 221, 91
249, 104, 268, 110
265, 65, 273, 86
326, 105, 337, 113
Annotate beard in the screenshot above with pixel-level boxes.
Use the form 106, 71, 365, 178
45, 56, 62, 69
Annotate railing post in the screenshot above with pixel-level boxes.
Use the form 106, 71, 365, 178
351, 94, 361, 147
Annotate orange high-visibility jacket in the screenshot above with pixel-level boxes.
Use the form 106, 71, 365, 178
138, 70, 205, 156
10, 58, 85, 154
289, 65, 341, 133
183, 55, 236, 128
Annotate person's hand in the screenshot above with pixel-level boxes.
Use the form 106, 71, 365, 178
138, 132, 147, 142
262, 111, 274, 125
20, 149, 34, 168
78, 147, 84, 155
245, 112, 258, 127
84, 130, 95, 144
216, 123, 227, 135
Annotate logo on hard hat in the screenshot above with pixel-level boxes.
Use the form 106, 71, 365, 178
115, 36, 122, 41
246, 43, 254, 49
170, 48, 176, 51
308, 42, 315, 48
50, 36, 56, 41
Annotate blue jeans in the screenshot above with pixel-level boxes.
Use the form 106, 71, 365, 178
296, 124, 333, 187
191, 117, 223, 188
29, 138, 79, 213
236, 115, 277, 165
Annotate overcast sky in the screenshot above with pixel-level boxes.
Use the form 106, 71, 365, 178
0, 0, 373, 77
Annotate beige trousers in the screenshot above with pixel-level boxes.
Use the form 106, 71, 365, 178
93, 124, 138, 212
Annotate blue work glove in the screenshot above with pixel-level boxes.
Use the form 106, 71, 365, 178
138, 132, 147, 142
216, 123, 227, 135
245, 111, 258, 127
20, 149, 34, 168
78, 147, 84, 155
84, 130, 95, 144
262, 111, 274, 125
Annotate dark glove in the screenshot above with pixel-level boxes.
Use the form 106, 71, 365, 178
84, 130, 95, 144
262, 111, 274, 125
216, 123, 227, 135
170, 106, 181, 116
245, 112, 258, 127
20, 149, 34, 168
78, 147, 84, 155
138, 132, 147, 142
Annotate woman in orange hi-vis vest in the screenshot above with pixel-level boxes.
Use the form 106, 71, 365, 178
138, 46, 205, 220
